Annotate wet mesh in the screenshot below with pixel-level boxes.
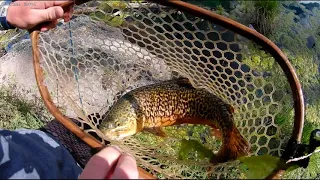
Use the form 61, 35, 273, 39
36, 1, 294, 178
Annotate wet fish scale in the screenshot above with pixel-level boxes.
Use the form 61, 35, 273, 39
100, 78, 250, 163
124, 81, 230, 129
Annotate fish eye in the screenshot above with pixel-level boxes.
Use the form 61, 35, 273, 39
116, 122, 121, 126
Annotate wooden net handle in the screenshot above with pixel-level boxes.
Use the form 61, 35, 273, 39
29, 0, 156, 179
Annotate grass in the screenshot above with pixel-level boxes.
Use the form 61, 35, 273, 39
0, 28, 47, 131
0, 1, 319, 178
278, 106, 320, 179
0, 80, 52, 130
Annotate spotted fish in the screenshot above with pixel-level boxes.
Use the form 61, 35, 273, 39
99, 78, 250, 163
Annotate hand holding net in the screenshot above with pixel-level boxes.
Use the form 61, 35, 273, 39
30, 0, 305, 178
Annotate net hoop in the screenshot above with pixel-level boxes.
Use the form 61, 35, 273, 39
30, 0, 305, 179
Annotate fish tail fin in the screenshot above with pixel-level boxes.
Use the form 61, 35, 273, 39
211, 125, 250, 164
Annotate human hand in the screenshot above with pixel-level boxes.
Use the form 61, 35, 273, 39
79, 146, 139, 179
6, 1, 74, 31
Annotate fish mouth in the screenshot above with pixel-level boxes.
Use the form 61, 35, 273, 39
100, 126, 135, 140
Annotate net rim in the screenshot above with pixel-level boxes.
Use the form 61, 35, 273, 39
30, 0, 305, 179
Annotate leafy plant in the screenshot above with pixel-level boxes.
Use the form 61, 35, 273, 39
178, 139, 214, 160
238, 155, 280, 179
89, 1, 129, 27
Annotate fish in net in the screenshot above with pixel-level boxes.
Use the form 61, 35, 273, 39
30, 0, 305, 178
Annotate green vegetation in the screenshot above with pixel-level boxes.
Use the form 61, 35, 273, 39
89, 1, 129, 27
253, 1, 280, 36
0, 79, 51, 130
238, 155, 280, 179
178, 139, 214, 160
0, 29, 17, 48
0, 33, 10, 49
0, 29, 27, 50
227, 1, 320, 178
1, 0, 319, 179
192, 1, 320, 178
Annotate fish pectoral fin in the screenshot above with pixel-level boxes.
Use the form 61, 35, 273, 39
144, 127, 167, 137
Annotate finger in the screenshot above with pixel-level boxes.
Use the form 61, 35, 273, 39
63, 5, 74, 22
110, 153, 139, 179
29, 6, 64, 25
40, 19, 59, 32
79, 146, 122, 179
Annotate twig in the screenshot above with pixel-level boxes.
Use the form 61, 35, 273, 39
73, 7, 97, 14
286, 149, 320, 164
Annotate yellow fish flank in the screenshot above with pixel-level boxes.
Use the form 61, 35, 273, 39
99, 78, 250, 163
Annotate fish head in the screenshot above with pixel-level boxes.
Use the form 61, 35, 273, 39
100, 98, 139, 140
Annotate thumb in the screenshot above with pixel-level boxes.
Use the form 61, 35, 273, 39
29, 6, 64, 25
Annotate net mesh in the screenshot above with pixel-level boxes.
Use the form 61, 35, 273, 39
36, 1, 294, 178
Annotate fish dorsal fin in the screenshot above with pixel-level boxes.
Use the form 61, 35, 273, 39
173, 77, 195, 89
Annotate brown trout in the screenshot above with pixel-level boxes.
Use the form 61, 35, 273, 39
99, 78, 250, 163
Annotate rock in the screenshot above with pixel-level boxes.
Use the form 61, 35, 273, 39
307, 36, 316, 49
0, 39, 40, 101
